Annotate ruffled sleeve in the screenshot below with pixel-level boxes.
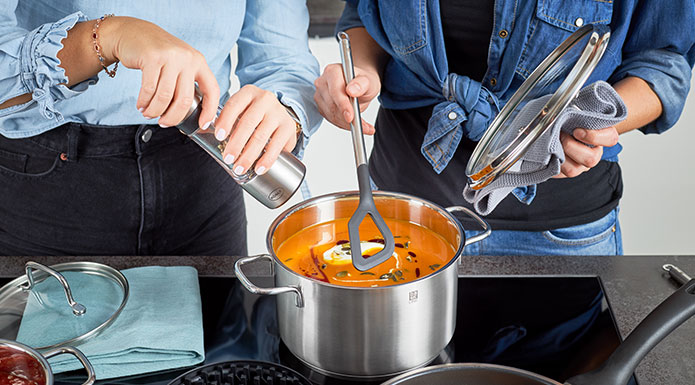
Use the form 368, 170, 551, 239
1, 10, 98, 136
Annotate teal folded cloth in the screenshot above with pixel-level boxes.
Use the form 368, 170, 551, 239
16, 266, 204, 380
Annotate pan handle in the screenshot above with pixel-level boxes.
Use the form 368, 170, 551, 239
43, 346, 96, 385
566, 279, 695, 385
234, 254, 304, 308
446, 206, 491, 247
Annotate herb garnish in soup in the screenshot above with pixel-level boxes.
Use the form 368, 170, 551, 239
0, 346, 46, 385
275, 218, 455, 287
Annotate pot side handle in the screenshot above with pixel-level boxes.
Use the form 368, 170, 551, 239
566, 279, 695, 385
43, 346, 96, 385
445, 206, 491, 247
234, 254, 304, 308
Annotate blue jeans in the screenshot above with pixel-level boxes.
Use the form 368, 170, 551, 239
463, 208, 623, 256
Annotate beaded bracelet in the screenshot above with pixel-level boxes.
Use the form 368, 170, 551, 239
92, 14, 118, 78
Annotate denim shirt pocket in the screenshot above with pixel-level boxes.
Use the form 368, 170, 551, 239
376, 0, 428, 56
516, 0, 614, 80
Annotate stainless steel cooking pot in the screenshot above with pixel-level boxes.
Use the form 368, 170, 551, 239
0, 339, 96, 385
235, 191, 490, 379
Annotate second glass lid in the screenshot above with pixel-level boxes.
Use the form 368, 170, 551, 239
466, 24, 611, 190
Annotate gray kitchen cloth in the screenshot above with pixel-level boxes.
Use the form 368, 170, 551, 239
463, 81, 627, 215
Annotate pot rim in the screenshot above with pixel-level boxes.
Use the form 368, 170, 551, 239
265, 190, 466, 290
0, 338, 53, 384
381, 363, 560, 385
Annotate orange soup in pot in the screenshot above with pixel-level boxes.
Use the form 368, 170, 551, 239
275, 217, 456, 287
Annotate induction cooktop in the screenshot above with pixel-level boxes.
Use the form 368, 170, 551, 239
3, 275, 636, 385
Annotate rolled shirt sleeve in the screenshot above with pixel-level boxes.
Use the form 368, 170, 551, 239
608, 0, 695, 135
235, 0, 322, 159
336, 1, 364, 33
0, 5, 98, 137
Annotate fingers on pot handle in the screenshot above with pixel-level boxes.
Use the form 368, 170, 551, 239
43, 346, 96, 385
445, 206, 491, 247
234, 254, 304, 308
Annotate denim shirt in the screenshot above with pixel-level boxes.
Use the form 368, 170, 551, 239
0, 0, 321, 158
338, 0, 695, 174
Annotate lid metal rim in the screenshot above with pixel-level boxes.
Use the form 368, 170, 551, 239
466, 25, 611, 189
0, 261, 130, 351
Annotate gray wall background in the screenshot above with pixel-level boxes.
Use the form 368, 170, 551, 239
239, 36, 695, 256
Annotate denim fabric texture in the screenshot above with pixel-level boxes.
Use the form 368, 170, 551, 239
0, 123, 248, 256
338, 0, 695, 172
0, 0, 321, 159
461, 208, 622, 256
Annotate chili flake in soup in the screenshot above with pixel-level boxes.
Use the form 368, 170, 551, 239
0, 346, 46, 385
275, 218, 455, 287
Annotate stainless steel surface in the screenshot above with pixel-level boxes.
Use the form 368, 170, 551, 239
466, 24, 611, 190
338, 31, 368, 168
42, 346, 96, 385
238, 191, 469, 377
663, 264, 692, 286
0, 261, 129, 350
176, 87, 306, 209
444, 206, 491, 247
380, 363, 558, 385
0, 339, 96, 385
234, 254, 304, 307
20, 262, 86, 316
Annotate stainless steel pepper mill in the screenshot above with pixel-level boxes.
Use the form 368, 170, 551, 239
176, 88, 306, 209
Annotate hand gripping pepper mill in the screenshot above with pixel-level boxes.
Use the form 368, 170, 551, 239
176, 88, 306, 209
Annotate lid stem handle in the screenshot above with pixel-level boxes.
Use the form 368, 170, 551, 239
19, 261, 87, 316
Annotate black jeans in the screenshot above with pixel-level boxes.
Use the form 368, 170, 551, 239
0, 123, 247, 256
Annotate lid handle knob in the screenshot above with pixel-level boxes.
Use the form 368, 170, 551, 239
19, 261, 87, 316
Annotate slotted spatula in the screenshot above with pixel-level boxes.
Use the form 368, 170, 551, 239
338, 31, 395, 272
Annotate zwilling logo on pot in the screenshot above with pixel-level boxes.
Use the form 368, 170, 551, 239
409, 290, 418, 303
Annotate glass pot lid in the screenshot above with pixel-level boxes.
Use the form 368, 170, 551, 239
466, 24, 611, 190
0, 261, 129, 350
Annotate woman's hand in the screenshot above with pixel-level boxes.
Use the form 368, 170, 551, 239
212, 85, 298, 175
555, 126, 619, 178
313, 63, 380, 134
99, 17, 220, 129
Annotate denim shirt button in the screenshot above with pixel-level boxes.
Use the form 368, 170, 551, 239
575, 17, 584, 27
498, 29, 509, 39
448, 111, 458, 120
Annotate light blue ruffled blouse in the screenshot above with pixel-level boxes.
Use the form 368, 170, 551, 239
0, 0, 321, 155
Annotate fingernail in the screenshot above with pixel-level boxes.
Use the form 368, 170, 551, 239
348, 84, 361, 94
234, 165, 245, 175
343, 111, 351, 122
158, 122, 169, 128
138, 107, 144, 113
201, 121, 212, 131
256, 166, 266, 175
573, 129, 586, 139
215, 128, 227, 141
223, 154, 234, 164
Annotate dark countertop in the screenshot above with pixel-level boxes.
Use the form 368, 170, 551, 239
1, 255, 693, 384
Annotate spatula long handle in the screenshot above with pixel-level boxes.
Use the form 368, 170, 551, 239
338, 31, 368, 168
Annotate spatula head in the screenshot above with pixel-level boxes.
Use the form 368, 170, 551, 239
348, 207, 396, 271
